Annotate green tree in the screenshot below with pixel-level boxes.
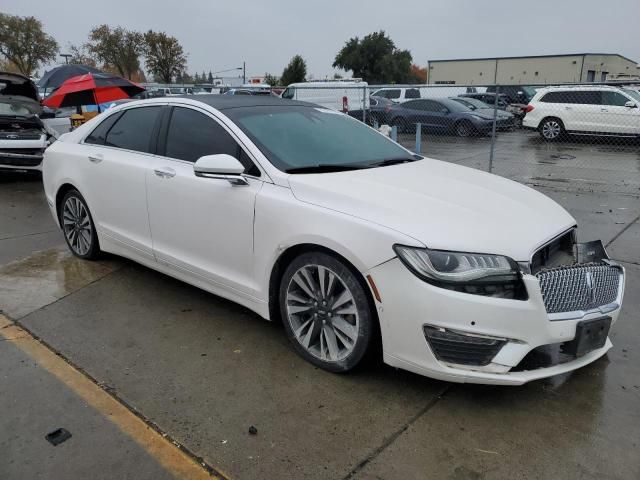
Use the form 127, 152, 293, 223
87, 25, 143, 79
0, 13, 58, 76
280, 55, 306, 86
142, 30, 187, 84
207, 71, 214, 83
264, 73, 280, 86
333, 31, 413, 84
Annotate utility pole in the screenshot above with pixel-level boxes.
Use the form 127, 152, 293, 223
243, 62, 246, 84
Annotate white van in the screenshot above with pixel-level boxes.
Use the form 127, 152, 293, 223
281, 80, 370, 113
371, 86, 482, 103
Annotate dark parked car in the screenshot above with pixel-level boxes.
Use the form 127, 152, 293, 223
459, 92, 510, 109
386, 98, 515, 137
450, 97, 516, 130
368, 95, 395, 125
486, 85, 538, 104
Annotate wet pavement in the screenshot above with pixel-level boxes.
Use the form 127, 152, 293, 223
1, 131, 639, 479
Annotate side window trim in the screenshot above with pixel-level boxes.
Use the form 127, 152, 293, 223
160, 104, 263, 178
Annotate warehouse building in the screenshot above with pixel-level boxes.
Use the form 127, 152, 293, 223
428, 53, 639, 85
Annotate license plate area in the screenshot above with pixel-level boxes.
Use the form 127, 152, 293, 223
561, 317, 611, 357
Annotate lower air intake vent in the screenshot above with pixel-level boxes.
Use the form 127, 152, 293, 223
423, 326, 505, 366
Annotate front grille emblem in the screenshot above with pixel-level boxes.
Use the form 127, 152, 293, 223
585, 271, 595, 306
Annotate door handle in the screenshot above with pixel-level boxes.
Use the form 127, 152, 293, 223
600, 108, 608, 112
154, 167, 176, 179
88, 153, 103, 163
564, 106, 572, 110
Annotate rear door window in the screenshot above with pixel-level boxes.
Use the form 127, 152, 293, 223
85, 112, 122, 145
104, 107, 162, 153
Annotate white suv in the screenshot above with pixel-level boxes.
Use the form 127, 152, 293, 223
523, 86, 640, 140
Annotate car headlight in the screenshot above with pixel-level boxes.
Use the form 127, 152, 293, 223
393, 245, 527, 299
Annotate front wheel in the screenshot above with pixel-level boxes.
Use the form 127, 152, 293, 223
59, 190, 101, 259
279, 252, 376, 373
455, 120, 475, 137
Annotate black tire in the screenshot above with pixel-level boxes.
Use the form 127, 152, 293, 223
539, 117, 565, 141
58, 189, 101, 260
455, 119, 475, 137
279, 251, 376, 373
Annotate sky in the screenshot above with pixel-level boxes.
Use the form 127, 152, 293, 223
4, 0, 640, 79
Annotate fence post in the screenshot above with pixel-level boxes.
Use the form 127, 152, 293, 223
415, 123, 422, 154
391, 125, 398, 142
362, 85, 367, 125
488, 85, 499, 174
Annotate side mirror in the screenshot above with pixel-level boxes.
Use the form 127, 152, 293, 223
193, 154, 248, 186
625, 101, 637, 108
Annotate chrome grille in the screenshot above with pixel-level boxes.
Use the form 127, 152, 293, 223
536, 263, 621, 314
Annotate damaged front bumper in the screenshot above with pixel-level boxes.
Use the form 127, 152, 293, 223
370, 240, 625, 385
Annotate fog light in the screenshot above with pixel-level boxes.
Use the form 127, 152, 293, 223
423, 326, 506, 366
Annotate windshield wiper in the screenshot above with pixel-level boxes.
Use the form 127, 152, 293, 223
369, 156, 422, 167
285, 164, 370, 174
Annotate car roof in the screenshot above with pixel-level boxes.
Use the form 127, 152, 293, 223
174, 94, 312, 110
536, 85, 624, 92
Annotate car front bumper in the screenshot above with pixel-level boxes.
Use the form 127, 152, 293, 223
369, 258, 624, 385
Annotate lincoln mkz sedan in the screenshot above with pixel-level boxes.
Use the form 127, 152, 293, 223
43, 96, 625, 385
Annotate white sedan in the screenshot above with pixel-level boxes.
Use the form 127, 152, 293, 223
43, 96, 625, 385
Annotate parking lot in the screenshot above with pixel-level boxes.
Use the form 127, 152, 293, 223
1, 129, 639, 479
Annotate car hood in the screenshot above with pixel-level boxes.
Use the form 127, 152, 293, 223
287, 159, 575, 261
0, 71, 42, 117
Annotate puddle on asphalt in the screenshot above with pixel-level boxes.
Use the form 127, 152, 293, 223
0, 248, 120, 319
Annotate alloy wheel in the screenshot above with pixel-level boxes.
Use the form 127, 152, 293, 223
542, 120, 561, 139
285, 264, 360, 362
62, 196, 93, 256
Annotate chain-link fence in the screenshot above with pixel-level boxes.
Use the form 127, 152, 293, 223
276, 82, 640, 196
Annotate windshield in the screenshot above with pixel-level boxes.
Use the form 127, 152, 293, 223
229, 106, 413, 172
623, 89, 640, 102
522, 86, 538, 96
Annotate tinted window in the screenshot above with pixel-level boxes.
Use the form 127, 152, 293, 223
601, 91, 630, 106
424, 100, 446, 112
85, 112, 121, 145
541, 90, 600, 105
384, 89, 401, 99
402, 100, 428, 110
405, 88, 420, 99
165, 107, 259, 176
105, 107, 161, 153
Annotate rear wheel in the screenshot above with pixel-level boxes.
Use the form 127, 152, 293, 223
539, 117, 565, 141
279, 252, 376, 373
455, 120, 475, 137
59, 190, 101, 259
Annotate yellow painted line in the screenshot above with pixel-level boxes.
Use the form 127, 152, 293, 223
0, 315, 230, 480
